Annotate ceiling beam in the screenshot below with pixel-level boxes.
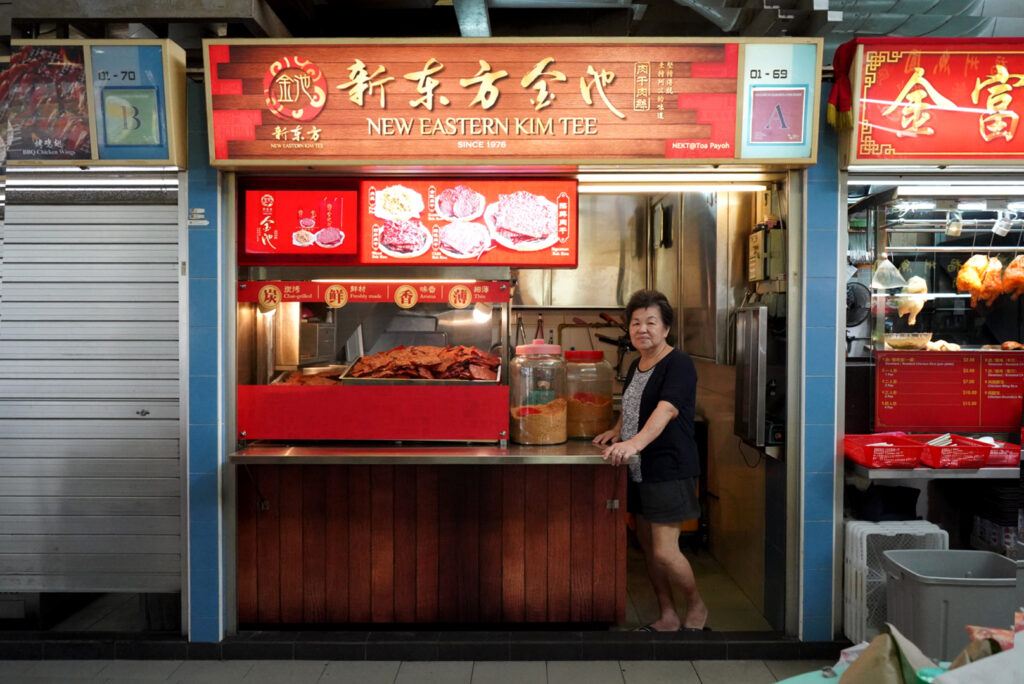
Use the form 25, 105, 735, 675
14, 0, 291, 37
453, 0, 491, 36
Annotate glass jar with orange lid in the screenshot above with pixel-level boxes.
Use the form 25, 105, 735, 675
509, 339, 567, 445
565, 350, 614, 438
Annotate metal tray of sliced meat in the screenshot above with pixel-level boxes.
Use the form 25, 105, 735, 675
339, 345, 502, 385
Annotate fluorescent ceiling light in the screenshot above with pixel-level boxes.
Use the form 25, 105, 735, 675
894, 201, 936, 211
579, 184, 767, 194
958, 201, 987, 211
577, 173, 773, 183
1008, 202, 1024, 212
897, 185, 1024, 196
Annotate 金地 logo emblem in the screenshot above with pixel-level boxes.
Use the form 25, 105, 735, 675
264, 56, 327, 121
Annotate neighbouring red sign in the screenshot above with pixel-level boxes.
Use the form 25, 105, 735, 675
205, 40, 750, 165
876, 351, 1024, 432
360, 179, 577, 267
238, 280, 510, 307
243, 189, 358, 255
854, 39, 1024, 162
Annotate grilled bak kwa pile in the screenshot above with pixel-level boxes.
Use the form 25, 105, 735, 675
349, 345, 500, 381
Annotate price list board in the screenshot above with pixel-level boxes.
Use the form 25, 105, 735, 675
876, 351, 1024, 432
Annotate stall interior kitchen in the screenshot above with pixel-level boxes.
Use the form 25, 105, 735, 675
233, 175, 795, 631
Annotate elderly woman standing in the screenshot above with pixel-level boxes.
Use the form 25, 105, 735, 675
594, 289, 708, 632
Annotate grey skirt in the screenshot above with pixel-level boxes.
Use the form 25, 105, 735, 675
627, 476, 700, 524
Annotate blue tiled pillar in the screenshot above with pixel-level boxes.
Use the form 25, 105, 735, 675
800, 94, 842, 641
186, 79, 225, 642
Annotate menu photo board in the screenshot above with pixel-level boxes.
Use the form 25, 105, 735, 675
876, 351, 1024, 432
5, 39, 186, 166
851, 39, 1024, 164
205, 38, 820, 167
244, 189, 358, 256
360, 179, 577, 267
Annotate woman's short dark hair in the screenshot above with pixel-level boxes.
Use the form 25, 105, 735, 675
625, 289, 674, 329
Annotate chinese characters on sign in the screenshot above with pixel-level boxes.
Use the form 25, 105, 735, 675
206, 42, 792, 163
856, 43, 1024, 160
243, 189, 358, 256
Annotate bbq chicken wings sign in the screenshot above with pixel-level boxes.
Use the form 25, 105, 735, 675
360, 179, 577, 267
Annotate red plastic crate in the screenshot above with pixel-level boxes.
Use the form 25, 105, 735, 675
986, 440, 1021, 467
844, 434, 925, 468
905, 434, 990, 469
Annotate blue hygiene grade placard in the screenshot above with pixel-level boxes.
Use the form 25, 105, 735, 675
91, 45, 169, 159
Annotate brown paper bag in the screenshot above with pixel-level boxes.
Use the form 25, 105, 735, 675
839, 623, 936, 684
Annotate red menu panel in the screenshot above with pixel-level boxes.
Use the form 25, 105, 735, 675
244, 189, 358, 255
359, 179, 577, 267
876, 351, 1024, 431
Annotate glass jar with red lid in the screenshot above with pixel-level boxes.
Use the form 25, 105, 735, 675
509, 339, 566, 445
565, 350, 614, 439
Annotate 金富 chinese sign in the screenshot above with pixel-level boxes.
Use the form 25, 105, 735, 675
204, 39, 821, 166
853, 39, 1024, 162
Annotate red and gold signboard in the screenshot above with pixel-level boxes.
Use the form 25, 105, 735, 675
875, 350, 1024, 431
243, 189, 358, 255
852, 39, 1024, 163
205, 39, 820, 166
360, 179, 576, 267
237, 280, 510, 306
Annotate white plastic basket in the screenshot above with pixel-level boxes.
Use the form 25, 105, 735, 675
843, 520, 948, 643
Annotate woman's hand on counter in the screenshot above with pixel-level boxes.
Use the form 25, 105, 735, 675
592, 427, 620, 447
602, 438, 639, 466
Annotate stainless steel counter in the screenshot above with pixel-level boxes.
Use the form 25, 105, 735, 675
230, 442, 637, 465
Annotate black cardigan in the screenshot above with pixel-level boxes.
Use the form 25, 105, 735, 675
622, 348, 699, 482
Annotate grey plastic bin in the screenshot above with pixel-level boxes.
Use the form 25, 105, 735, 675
882, 549, 1017, 662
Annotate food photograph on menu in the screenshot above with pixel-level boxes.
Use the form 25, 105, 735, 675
359, 179, 577, 267
243, 189, 358, 256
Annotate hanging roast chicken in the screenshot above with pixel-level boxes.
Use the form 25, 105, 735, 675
956, 254, 1004, 307
895, 276, 928, 326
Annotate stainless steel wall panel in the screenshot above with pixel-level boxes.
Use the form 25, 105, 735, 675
0, 535, 180, 555
516, 194, 647, 307
0, 191, 183, 594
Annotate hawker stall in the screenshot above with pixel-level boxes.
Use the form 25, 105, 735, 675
838, 37, 1023, 648
205, 36, 824, 632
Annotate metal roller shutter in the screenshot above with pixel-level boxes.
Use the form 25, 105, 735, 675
0, 170, 183, 593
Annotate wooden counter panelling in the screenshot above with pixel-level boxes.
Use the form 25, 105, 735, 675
237, 463, 627, 624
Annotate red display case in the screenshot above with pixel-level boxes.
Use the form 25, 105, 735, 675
236, 279, 511, 442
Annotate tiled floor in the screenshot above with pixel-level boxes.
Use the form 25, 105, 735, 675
0, 658, 836, 683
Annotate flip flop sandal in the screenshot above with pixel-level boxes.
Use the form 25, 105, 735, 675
632, 624, 659, 632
